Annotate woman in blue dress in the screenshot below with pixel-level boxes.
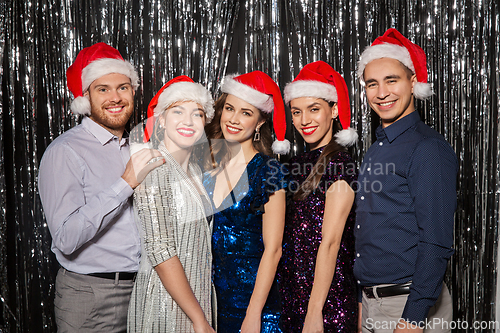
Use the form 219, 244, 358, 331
203, 71, 290, 333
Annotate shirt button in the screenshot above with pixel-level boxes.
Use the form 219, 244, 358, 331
379, 142, 383, 146
357, 253, 360, 257
367, 167, 371, 172
357, 280, 361, 284
357, 225, 360, 229
360, 196, 365, 200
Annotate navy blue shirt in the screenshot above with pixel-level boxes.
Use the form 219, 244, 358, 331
354, 111, 458, 323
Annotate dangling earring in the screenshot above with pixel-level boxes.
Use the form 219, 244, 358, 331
254, 127, 261, 142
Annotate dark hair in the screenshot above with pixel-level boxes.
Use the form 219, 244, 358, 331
293, 101, 347, 201
204, 93, 272, 169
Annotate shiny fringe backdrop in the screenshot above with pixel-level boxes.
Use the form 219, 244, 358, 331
0, 0, 498, 331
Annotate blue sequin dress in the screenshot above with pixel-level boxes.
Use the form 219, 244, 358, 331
278, 148, 358, 332
203, 153, 286, 333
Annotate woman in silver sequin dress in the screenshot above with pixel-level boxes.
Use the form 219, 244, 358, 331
127, 76, 216, 333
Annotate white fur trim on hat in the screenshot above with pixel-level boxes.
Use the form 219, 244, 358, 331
284, 80, 338, 105
129, 141, 153, 156
413, 82, 433, 100
70, 96, 91, 115
272, 139, 291, 154
334, 127, 358, 147
154, 81, 215, 122
221, 75, 274, 113
82, 58, 140, 92
357, 43, 414, 83
357, 43, 433, 99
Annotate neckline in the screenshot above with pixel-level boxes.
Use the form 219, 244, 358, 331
211, 153, 261, 210
157, 142, 212, 217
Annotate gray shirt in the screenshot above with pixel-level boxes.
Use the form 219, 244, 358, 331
38, 117, 140, 274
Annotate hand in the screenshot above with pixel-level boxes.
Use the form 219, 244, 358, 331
393, 319, 423, 333
240, 312, 261, 333
192, 320, 216, 333
122, 148, 164, 189
302, 310, 324, 333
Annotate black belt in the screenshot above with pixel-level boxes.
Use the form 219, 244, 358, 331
88, 272, 136, 280
363, 282, 411, 298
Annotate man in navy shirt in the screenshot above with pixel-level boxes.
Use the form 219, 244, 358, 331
354, 28, 458, 333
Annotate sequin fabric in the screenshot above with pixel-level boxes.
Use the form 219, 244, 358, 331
204, 153, 287, 333
128, 142, 214, 332
278, 148, 358, 332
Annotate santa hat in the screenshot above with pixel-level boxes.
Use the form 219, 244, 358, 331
221, 71, 290, 154
357, 28, 433, 100
284, 61, 358, 147
66, 42, 140, 115
143, 75, 214, 142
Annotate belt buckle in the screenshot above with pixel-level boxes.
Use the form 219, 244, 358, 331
364, 282, 411, 299
363, 286, 376, 298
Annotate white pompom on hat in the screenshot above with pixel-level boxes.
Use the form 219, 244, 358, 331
66, 42, 139, 115
284, 60, 358, 147
221, 71, 290, 154
357, 28, 433, 100
143, 75, 214, 142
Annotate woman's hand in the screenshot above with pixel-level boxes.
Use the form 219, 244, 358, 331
192, 320, 216, 333
240, 310, 261, 333
302, 309, 324, 333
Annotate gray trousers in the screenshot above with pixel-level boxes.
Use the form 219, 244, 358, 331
54, 268, 134, 333
362, 283, 453, 333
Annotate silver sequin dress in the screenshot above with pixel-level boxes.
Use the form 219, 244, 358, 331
127, 142, 214, 332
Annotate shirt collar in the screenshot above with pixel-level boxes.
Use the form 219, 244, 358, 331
379, 111, 421, 143
82, 117, 127, 146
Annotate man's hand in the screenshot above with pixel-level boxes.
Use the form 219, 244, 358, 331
122, 148, 164, 189
394, 319, 423, 333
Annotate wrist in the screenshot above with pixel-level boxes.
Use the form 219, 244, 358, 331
306, 301, 324, 314
245, 303, 262, 317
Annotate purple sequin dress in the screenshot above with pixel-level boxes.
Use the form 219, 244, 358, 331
278, 148, 358, 332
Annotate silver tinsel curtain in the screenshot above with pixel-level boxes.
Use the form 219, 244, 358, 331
0, 0, 498, 332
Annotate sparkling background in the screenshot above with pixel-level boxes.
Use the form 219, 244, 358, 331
0, 0, 498, 331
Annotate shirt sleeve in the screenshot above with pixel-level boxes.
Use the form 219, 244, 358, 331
134, 166, 177, 266
402, 138, 458, 323
38, 142, 133, 255
251, 157, 288, 214
324, 152, 357, 189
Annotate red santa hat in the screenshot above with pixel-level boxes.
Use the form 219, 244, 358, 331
357, 28, 433, 100
284, 60, 358, 147
66, 42, 140, 115
221, 71, 290, 154
143, 75, 214, 142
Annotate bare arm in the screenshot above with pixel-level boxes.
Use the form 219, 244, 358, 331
155, 257, 215, 333
358, 302, 363, 333
240, 189, 286, 333
302, 180, 354, 333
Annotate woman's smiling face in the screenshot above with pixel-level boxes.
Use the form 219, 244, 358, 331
290, 97, 338, 149
220, 94, 264, 144
159, 101, 206, 152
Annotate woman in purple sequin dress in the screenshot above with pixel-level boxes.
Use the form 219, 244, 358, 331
278, 61, 359, 332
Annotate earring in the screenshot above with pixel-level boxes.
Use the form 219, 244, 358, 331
254, 127, 261, 142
